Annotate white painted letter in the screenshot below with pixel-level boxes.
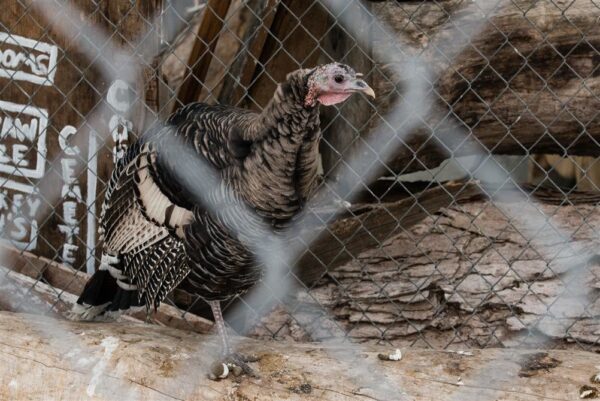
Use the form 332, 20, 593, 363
62, 243, 78, 265
12, 143, 29, 167
0, 144, 10, 164
107, 79, 131, 113
26, 196, 41, 217
10, 217, 28, 240
61, 184, 83, 203
63, 200, 78, 226
61, 158, 77, 185
59, 125, 80, 155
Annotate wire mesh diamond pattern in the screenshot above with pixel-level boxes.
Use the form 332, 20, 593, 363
0, 0, 598, 361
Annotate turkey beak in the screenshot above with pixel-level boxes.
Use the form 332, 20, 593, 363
350, 78, 375, 99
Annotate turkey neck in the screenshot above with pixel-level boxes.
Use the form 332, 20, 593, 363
242, 71, 322, 222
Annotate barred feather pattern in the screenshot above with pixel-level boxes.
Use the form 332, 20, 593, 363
87, 67, 324, 312
123, 236, 189, 309
172, 69, 322, 301
98, 139, 144, 242
101, 145, 170, 255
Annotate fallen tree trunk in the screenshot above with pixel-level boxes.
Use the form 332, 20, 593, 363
369, 0, 600, 174
0, 311, 598, 401
252, 194, 600, 348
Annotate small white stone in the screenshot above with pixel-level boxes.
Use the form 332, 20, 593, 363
580, 389, 594, 399
218, 363, 229, 379
389, 349, 402, 361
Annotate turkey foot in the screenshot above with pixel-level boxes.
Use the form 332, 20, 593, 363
207, 301, 260, 380
208, 353, 260, 380
225, 352, 260, 377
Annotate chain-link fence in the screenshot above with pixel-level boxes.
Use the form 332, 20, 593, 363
1, 0, 599, 380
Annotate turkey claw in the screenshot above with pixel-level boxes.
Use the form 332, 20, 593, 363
208, 353, 260, 380
224, 353, 260, 378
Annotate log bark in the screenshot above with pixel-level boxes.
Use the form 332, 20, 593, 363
0, 311, 598, 401
293, 181, 481, 285
253, 194, 600, 349
369, 0, 600, 175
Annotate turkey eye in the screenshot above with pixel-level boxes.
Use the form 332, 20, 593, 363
334, 75, 344, 84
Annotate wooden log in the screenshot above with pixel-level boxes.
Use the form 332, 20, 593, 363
369, 0, 600, 174
0, 311, 597, 401
256, 192, 600, 348
0, 266, 77, 318
294, 181, 481, 284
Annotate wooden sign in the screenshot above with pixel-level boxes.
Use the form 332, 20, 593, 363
0, 1, 160, 274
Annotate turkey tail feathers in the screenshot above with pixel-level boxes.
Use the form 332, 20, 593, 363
67, 254, 144, 321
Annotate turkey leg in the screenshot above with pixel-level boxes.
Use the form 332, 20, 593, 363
208, 301, 259, 379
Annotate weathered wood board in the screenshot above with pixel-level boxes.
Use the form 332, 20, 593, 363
0, 1, 160, 273
254, 195, 600, 349
0, 311, 598, 401
0, 1, 100, 270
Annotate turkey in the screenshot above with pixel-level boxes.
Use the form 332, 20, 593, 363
70, 62, 375, 377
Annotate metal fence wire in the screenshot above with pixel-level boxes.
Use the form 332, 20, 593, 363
0, 0, 599, 360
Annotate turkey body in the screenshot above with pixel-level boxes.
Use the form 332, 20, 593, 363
74, 69, 322, 317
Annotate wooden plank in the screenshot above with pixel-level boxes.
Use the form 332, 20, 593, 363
0, 238, 88, 297
0, 1, 162, 274
174, 0, 232, 109
0, 311, 597, 400
241, 0, 329, 109
0, 1, 103, 272
219, 0, 279, 105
